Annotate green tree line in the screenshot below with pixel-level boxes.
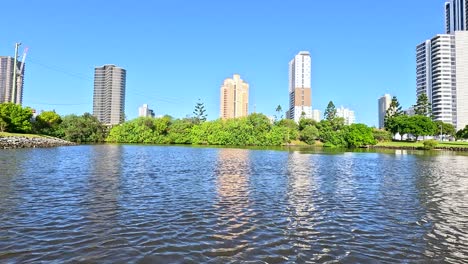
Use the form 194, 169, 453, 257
2, 98, 468, 146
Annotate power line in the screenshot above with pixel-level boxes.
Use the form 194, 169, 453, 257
27, 56, 193, 105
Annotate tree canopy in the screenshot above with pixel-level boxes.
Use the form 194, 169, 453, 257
324, 101, 337, 121
414, 93, 432, 117
0, 103, 33, 133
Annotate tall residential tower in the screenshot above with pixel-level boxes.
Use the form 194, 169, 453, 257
445, 0, 468, 33
416, 0, 468, 131
220, 74, 249, 119
0, 56, 25, 104
288, 51, 312, 123
93, 65, 126, 125
378, 94, 392, 129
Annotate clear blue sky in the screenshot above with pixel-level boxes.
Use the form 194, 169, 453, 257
1, 0, 444, 126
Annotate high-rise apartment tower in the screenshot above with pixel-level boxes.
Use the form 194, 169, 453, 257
288, 51, 312, 123
416, 32, 468, 130
378, 94, 392, 129
445, 0, 468, 33
0, 56, 25, 104
93, 65, 126, 125
220, 74, 249, 119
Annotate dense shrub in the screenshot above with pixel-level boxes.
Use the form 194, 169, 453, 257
422, 139, 438, 150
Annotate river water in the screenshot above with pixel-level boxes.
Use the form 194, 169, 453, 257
0, 145, 468, 263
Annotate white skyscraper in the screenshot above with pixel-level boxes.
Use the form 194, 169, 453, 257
416, 1, 468, 131
288, 51, 312, 123
378, 94, 392, 129
336, 106, 355, 125
445, 0, 468, 34
416, 35, 456, 125
455, 31, 468, 130
416, 32, 468, 130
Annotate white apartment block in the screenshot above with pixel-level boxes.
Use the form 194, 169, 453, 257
378, 94, 391, 129
445, 0, 468, 34
336, 106, 355, 125
416, 32, 468, 130
288, 51, 313, 123
416, 35, 456, 125
312, 109, 321, 122
138, 104, 155, 118
455, 31, 468, 130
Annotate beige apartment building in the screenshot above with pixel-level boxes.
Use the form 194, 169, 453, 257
220, 74, 249, 119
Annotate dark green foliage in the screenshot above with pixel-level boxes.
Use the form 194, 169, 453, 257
385, 114, 437, 140
0, 103, 33, 133
193, 100, 207, 124
344, 124, 377, 148
33, 111, 62, 136
422, 139, 438, 150
456, 125, 468, 139
406, 115, 437, 139
324, 101, 337, 121
167, 119, 194, 144
414, 93, 432, 117
300, 125, 319, 145
316, 120, 347, 147
434, 121, 455, 136
190, 114, 285, 146
275, 105, 283, 121
107, 117, 170, 143
58, 113, 107, 143
298, 118, 317, 131
384, 96, 403, 130
277, 118, 299, 141
372, 128, 392, 142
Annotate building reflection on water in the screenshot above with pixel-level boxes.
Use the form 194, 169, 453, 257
212, 148, 253, 252
85, 145, 124, 226
415, 154, 468, 261
285, 151, 316, 250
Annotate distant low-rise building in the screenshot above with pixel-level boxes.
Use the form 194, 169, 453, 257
404, 107, 415, 116
138, 104, 155, 118
312, 109, 321, 122
336, 106, 355, 125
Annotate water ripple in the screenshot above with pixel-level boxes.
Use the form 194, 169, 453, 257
1, 146, 468, 263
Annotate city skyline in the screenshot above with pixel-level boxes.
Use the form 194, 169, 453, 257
0, 1, 451, 126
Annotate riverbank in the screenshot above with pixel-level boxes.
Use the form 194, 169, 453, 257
0, 133, 76, 149
373, 141, 468, 151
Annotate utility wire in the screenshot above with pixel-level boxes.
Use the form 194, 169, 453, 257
27, 56, 190, 105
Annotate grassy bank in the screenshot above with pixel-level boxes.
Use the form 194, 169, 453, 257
376, 141, 468, 149
0, 132, 46, 138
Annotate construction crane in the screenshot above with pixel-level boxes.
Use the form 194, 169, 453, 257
11, 43, 28, 105
18, 47, 28, 77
